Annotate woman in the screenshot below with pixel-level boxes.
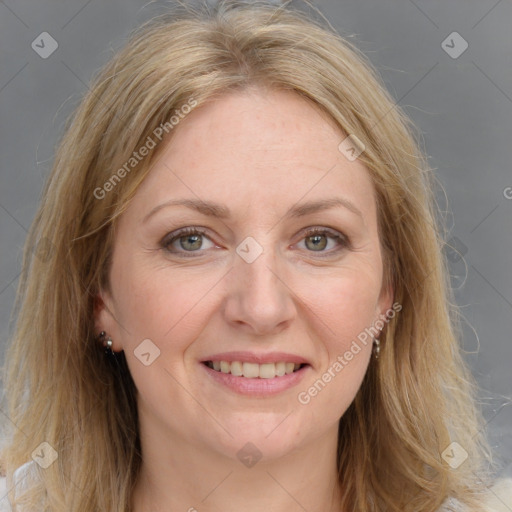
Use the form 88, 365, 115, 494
1, 1, 510, 511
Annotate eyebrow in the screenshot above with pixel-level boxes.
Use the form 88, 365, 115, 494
142, 196, 363, 224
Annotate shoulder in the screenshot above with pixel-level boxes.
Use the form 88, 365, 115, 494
438, 478, 512, 512
0, 465, 510, 511
482, 477, 512, 512
0, 472, 8, 512
0, 461, 40, 511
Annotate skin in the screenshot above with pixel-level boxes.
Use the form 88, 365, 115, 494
95, 86, 393, 512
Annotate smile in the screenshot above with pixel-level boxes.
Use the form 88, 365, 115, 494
203, 360, 304, 379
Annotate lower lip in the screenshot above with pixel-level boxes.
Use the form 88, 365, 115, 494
200, 363, 310, 396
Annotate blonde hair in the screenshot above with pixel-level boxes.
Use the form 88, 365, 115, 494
1, 1, 493, 510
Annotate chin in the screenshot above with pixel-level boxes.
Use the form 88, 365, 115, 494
207, 413, 314, 464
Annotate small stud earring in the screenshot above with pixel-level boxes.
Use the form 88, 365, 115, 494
372, 338, 380, 359
97, 331, 114, 356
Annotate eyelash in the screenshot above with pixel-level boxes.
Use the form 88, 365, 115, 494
161, 226, 350, 258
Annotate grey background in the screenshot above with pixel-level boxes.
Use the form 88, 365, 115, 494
0, 0, 511, 481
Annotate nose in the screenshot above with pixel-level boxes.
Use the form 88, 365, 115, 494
222, 243, 297, 337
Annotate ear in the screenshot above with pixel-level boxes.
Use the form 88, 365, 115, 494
374, 269, 396, 339
377, 280, 394, 318
93, 289, 122, 352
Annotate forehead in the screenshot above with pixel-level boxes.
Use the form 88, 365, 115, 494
129, 88, 376, 225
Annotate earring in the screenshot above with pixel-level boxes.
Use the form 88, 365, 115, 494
372, 338, 380, 359
97, 330, 114, 356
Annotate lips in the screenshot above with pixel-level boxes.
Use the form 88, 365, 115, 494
200, 351, 311, 384
201, 357, 310, 396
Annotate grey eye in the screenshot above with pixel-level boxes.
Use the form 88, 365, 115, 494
163, 228, 215, 254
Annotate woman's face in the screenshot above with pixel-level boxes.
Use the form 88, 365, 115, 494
96, 87, 392, 462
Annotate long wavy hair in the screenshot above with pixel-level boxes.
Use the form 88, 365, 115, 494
1, 1, 492, 510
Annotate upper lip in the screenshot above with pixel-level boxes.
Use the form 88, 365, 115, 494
201, 351, 310, 365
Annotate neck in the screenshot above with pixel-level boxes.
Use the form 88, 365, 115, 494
132, 417, 342, 512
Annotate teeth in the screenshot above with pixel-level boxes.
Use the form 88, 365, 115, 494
275, 362, 286, 376
242, 362, 260, 378
231, 361, 243, 376
206, 360, 303, 378
259, 363, 276, 379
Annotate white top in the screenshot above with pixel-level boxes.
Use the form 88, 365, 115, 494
0, 461, 511, 511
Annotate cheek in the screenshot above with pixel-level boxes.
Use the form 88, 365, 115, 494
295, 276, 376, 417
109, 261, 222, 409
292, 264, 381, 410
299, 265, 382, 347
110, 255, 222, 353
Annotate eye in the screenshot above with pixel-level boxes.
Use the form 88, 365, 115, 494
161, 226, 349, 258
162, 227, 216, 255
296, 227, 348, 255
